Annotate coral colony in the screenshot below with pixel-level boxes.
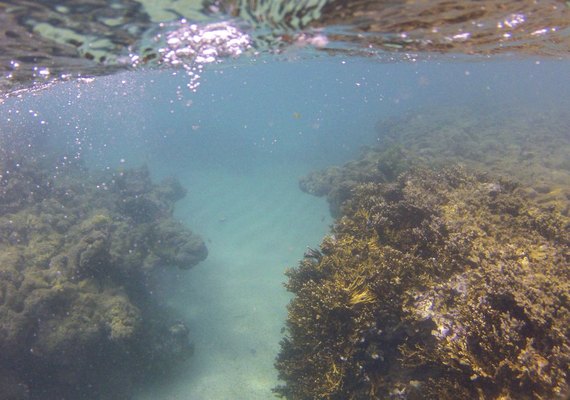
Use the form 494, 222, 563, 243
276, 145, 569, 399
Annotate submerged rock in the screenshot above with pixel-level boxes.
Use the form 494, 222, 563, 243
0, 157, 207, 399
276, 165, 569, 399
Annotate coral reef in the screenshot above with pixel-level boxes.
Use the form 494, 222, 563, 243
299, 145, 411, 217
276, 164, 570, 399
300, 105, 570, 217
0, 157, 207, 399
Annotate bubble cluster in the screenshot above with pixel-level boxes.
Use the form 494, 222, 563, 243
132, 20, 251, 92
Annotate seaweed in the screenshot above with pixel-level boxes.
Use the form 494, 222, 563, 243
301, 106, 570, 217
0, 157, 207, 399
275, 165, 570, 399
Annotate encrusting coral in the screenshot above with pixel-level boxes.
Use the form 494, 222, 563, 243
276, 163, 570, 399
0, 156, 207, 399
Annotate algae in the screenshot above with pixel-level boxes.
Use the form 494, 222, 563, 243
276, 164, 570, 399
0, 156, 207, 399
300, 105, 570, 218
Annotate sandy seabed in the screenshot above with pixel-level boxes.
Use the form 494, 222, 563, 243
135, 161, 332, 399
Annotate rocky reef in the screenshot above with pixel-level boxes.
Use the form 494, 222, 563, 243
276, 157, 570, 398
0, 156, 207, 399
300, 105, 570, 218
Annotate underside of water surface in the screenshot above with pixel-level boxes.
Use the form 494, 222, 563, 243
0, 2, 569, 400
2, 0, 570, 97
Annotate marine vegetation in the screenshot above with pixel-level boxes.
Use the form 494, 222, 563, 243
300, 105, 570, 217
275, 164, 570, 399
0, 156, 207, 399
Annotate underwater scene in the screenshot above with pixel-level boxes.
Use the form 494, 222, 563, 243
1, 1, 569, 399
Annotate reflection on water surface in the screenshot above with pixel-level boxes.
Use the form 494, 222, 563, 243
1, 0, 570, 97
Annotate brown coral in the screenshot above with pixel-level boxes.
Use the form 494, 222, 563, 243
276, 166, 570, 399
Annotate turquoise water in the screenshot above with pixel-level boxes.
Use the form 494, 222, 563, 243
7, 58, 567, 170
1, 56, 569, 399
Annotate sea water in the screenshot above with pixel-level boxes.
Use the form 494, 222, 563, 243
1, 56, 568, 399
